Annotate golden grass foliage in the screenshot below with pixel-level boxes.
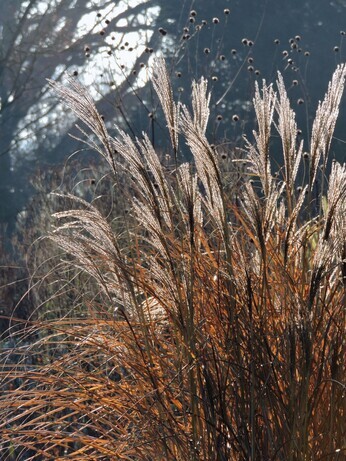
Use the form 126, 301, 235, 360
1, 60, 345, 460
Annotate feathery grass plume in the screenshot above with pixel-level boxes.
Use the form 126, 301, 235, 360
111, 129, 175, 256
176, 162, 203, 249
48, 76, 116, 174
240, 178, 282, 254
244, 79, 276, 197
50, 193, 126, 301
281, 183, 308, 264
322, 161, 346, 241
179, 79, 230, 251
308, 161, 346, 308
1, 60, 345, 460
130, 132, 175, 231
190, 77, 210, 135
275, 71, 303, 214
309, 63, 346, 194
152, 58, 180, 158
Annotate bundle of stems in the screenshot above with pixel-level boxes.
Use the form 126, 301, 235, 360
1, 60, 345, 460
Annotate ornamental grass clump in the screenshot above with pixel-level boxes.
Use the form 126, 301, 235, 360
0, 59, 345, 460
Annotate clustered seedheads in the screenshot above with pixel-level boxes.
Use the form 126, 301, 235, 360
0, 59, 345, 460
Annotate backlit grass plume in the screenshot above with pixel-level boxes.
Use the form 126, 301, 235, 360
1, 61, 345, 460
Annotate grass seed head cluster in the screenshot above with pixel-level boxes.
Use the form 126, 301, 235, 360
0, 59, 345, 460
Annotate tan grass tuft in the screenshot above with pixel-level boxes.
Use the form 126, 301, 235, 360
1, 60, 345, 461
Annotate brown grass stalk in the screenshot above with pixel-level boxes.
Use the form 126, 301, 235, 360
1, 62, 345, 460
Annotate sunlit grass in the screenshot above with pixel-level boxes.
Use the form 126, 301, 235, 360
1, 60, 345, 460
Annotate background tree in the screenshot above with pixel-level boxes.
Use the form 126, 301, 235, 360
0, 0, 162, 237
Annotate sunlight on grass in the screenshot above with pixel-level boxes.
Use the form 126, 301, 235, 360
1, 60, 345, 460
